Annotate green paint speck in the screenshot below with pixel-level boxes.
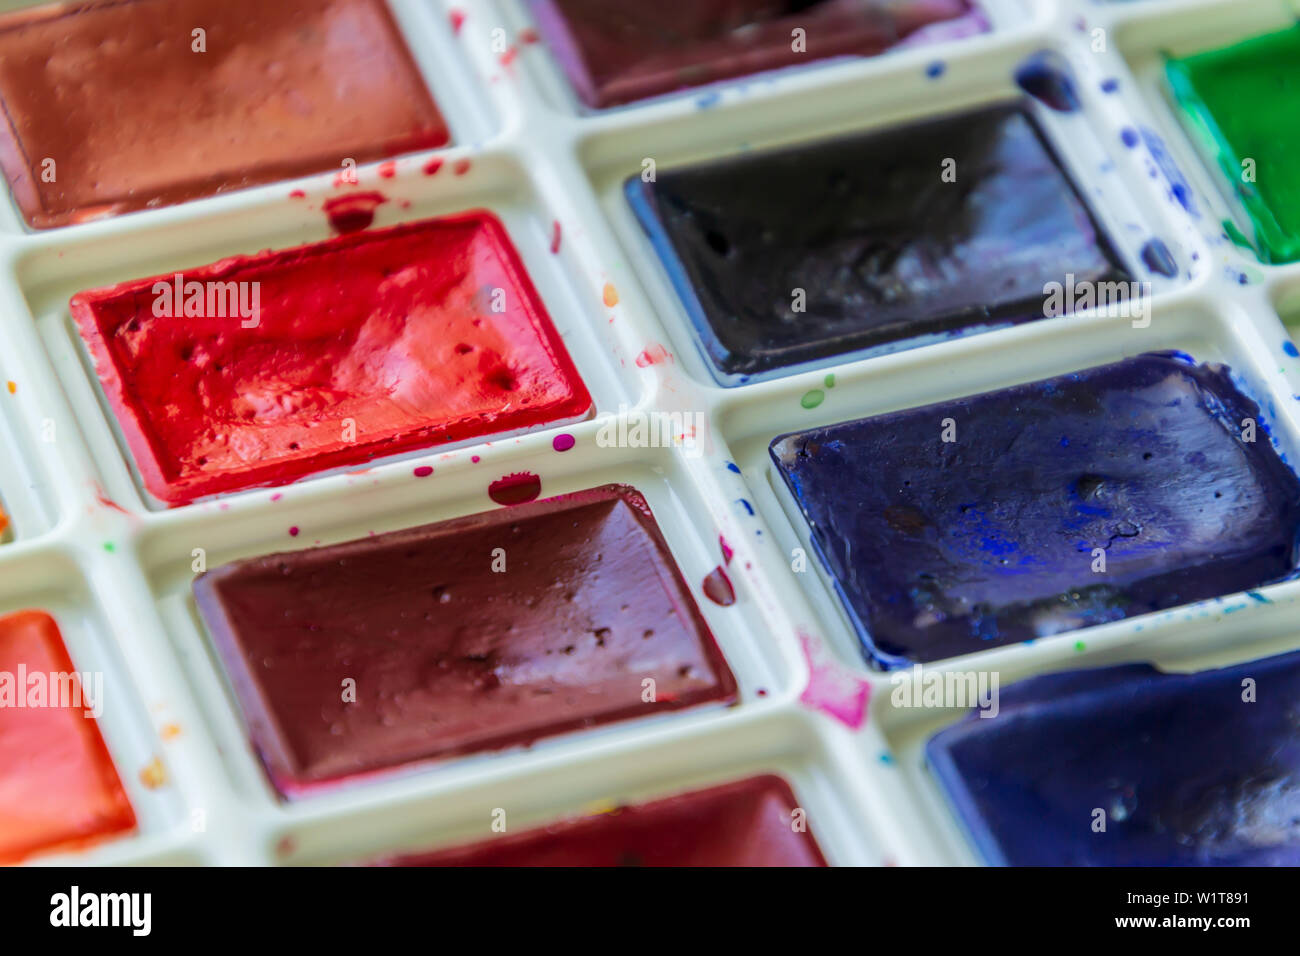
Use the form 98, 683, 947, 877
1074, 640, 1086, 652
103, 542, 115, 553
801, 389, 824, 409
824, 373, 836, 388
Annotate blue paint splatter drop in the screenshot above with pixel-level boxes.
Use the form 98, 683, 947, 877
1120, 127, 1139, 149
1100, 77, 1119, 93
1014, 51, 1080, 112
1140, 238, 1178, 277
925, 61, 945, 79
1284, 341, 1300, 358
726, 462, 742, 474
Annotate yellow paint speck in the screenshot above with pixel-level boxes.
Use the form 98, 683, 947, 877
160, 723, 182, 741
139, 756, 167, 789
5, 381, 14, 394
602, 283, 619, 307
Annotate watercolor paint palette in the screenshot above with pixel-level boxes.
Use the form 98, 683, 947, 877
1, 0, 1300, 868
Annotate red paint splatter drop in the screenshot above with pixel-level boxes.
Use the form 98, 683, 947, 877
552, 433, 575, 452
94, 487, 130, 516
377, 161, 397, 179
500, 46, 518, 67
449, 9, 465, 34
322, 191, 386, 234
452, 158, 471, 176
635, 343, 670, 367
288, 189, 306, 199
489, 472, 541, 505
413, 465, 434, 478
519, 27, 540, 44
289, 526, 300, 537
702, 566, 735, 606
719, 535, 734, 565
471, 455, 481, 463
550, 220, 562, 254
423, 157, 444, 176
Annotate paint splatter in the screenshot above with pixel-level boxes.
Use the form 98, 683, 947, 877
5, 381, 14, 394
1120, 127, 1139, 149
552, 433, 575, 452
471, 455, 481, 464
94, 488, 130, 516
289, 526, 300, 537
725, 462, 741, 475
377, 160, 397, 179
925, 61, 945, 78
500, 46, 518, 68
322, 191, 387, 234
602, 283, 619, 307
102, 542, 115, 553
719, 535, 734, 565
519, 27, 540, 45
1074, 640, 1086, 652
696, 90, 722, 109
423, 157, 444, 176
270, 492, 283, 502
452, 158, 471, 176
1014, 51, 1080, 112
635, 343, 670, 367
288, 189, 306, 199
824, 373, 835, 388
798, 632, 870, 730
489, 472, 541, 505
1284, 341, 1300, 359
449, 9, 465, 34
139, 757, 167, 789
1140, 238, 1178, 277
160, 723, 182, 741
1101, 77, 1119, 93
550, 219, 562, 253
413, 465, 434, 478
702, 566, 736, 606
801, 389, 824, 409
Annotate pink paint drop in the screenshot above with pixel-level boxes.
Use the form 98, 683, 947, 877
519, 27, 540, 44
452, 158, 471, 176
500, 46, 518, 67
323, 191, 386, 234
719, 535, 734, 566
377, 161, 397, 179
289, 526, 300, 537
423, 157, 444, 176
471, 455, 481, 463
413, 465, 433, 478
635, 343, 670, 367
488, 472, 541, 505
288, 189, 306, 199
702, 566, 735, 606
798, 632, 869, 729
449, 9, 465, 33
270, 493, 283, 502
552, 433, 575, 452
550, 220, 562, 254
